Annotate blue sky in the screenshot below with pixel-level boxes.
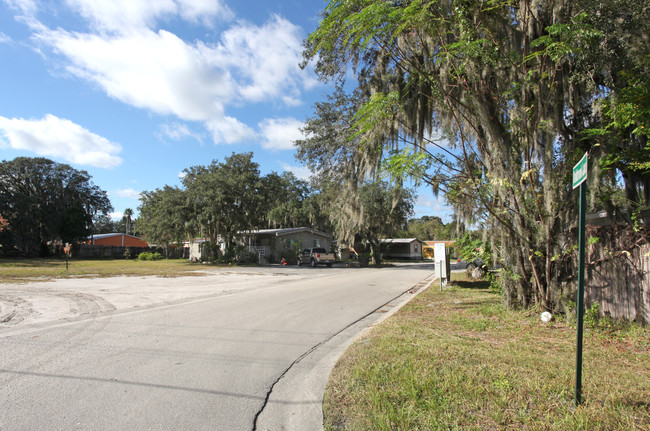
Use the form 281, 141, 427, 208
0, 0, 452, 222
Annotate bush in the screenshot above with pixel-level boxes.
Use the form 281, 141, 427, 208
486, 270, 503, 295
212, 246, 259, 264
137, 251, 163, 261
235, 247, 259, 264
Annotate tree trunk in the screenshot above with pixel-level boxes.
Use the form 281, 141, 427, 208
370, 241, 382, 266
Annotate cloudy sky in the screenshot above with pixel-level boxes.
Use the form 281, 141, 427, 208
0, 0, 451, 221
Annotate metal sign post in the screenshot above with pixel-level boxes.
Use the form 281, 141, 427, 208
64, 242, 70, 272
572, 152, 588, 405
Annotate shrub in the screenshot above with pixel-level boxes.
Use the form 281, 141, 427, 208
138, 251, 163, 261
486, 270, 503, 295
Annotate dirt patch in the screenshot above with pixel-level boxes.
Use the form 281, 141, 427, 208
0, 267, 307, 331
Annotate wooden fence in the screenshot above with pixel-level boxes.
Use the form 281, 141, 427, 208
584, 225, 649, 325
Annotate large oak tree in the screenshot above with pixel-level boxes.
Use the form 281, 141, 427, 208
304, 0, 649, 310
0, 157, 112, 256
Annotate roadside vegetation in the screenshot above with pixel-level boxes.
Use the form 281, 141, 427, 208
0, 258, 207, 282
304, 0, 650, 314
324, 274, 650, 430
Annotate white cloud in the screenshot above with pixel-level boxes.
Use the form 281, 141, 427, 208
114, 188, 141, 199
218, 16, 316, 103
37, 28, 234, 122
0, 32, 11, 44
23, 4, 315, 146
64, 0, 233, 32
0, 114, 122, 168
205, 116, 256, 144
414, 195, 453, 222
4, 0, 38, 16
176, 0, 233, 24
157, 122, 204, 143
258, 117, 304, 150
279, 162, 312, 181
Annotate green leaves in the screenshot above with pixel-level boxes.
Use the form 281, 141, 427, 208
352, 91, 400, 141
529, 12, 604, 62
138, 153, 327, 257
304, 0, 650, 310
0, 157, 112, 255
382, 148, 432, 187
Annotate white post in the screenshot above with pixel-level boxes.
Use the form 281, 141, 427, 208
434, 243, 448, 288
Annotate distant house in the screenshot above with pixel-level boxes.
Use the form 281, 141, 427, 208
88, 233, 149, 248
186, 239, 212, 262
380, 238, 422, 260
238, 227, 332, 263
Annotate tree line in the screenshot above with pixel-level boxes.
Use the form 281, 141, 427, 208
0, 154, 452, 260
136, 152, 417, 264
136, 152, 328, 256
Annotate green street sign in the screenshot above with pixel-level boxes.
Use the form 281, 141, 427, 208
572, 153, 588, 189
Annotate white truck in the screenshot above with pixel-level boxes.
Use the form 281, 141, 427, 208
297, 247, 336, 267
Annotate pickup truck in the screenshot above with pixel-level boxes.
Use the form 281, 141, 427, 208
297, 247, 335, 267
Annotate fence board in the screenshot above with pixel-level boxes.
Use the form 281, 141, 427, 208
585, 229, 649, 324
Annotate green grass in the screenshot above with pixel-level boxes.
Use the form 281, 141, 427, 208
324, 274, 650, 430
0, 258, 209, 282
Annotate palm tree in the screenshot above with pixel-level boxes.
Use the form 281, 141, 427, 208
123, 208, 133, 235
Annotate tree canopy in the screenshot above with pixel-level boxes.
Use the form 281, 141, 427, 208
138, 185, 190, 251
304, 0, 649, 309
402, 215, 456, 241
0, 157, 112, 256
137, 152, 330, 259
356, 180, 414, 264
181, 152, 263, 247
295, 87, 416, 263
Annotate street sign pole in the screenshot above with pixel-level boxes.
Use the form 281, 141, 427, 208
572, 152, 588, 406
575, 180, 586, 405
65, 242, 70, 272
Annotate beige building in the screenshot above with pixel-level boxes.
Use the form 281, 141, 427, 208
380, 238, 422, 259
239, 228, 332, 264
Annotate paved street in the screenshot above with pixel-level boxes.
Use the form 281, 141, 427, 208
0, 263, 435, 430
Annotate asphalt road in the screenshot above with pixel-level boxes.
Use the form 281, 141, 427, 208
0, 263, 436, 430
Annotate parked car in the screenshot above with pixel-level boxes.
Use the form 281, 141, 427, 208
297, 247, 335, 267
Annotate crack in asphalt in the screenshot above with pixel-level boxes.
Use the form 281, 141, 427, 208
251, 274, 434, 431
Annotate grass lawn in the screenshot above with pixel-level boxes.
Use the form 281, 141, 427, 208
324, 274, 650, 430
0, 258, 208, 282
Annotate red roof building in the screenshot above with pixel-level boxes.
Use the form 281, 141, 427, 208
88, 233, 149, 247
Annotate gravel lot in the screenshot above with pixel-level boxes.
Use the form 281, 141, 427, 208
0, 266, 316, 330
